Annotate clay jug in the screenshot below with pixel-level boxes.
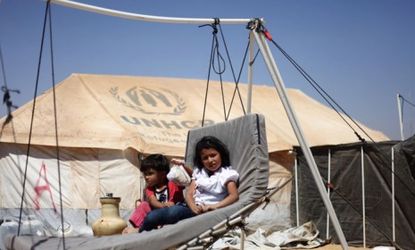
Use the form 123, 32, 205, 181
92, 193, 127, 236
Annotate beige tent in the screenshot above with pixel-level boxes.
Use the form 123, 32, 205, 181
0, 73, 388, 211
0, 73, 389, 240
0, 73, 388, 153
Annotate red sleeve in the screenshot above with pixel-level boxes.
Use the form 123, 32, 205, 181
168, 181, 184, 203
145, 186, 154, 200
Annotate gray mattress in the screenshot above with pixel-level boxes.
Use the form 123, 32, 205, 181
6, 113, 269, 250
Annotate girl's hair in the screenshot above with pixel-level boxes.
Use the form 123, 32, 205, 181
193, 136, 231, 169
140, 154, 170, 173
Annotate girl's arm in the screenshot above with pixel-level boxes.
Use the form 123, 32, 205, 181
203, 181, 239, 212
185, 180, 202, 214
147, 194, 174, 209
182, 165, 193, 177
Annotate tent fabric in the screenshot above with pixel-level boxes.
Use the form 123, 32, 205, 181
291, 138, 415, 250
0, 143, 141, 209
399, 134, 415, 177
6, 113, 269, 250
0, 73, 389, 156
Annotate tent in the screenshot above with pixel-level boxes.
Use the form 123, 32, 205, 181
293, 135, 415, 249
5, 113, 270, 250
0, 74, 389, 243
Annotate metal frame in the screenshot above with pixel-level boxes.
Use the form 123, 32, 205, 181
326, 149, 332, 240
49, 1, 348, 249
252, 27, 347, 249
397, 94, 404, 140
361, 146, 367, 248
391, 146, 396, 243
50, 0, 255, 25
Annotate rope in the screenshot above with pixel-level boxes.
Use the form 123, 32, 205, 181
199, 22, 217, 126
263, 30, 415, 199
295, 145, 409, 249
199, 19, 228, 123
399, 94, 415, 108
17, 0, 51, 235
16, 4, 67, 249
252, 21, 370, 143
48, 4, 66, 248
249, 48, 261, 66
0, 44, 20, 125
268, 37, 371, 143
217, 24, 246, 117
251, 22, 412, 248
257, 24, 415, 201
323, 178, 403, 249
0, 44, 8, 90
211, 19, 228, 121
213, 22, 228, 120
210, 19, 226, 75
225, 35, 250, 120
199, 19, 250, 125
399, 94, 415, 137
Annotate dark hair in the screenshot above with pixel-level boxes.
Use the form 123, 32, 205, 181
140, 154, 170, 173
193, 136, 230, 169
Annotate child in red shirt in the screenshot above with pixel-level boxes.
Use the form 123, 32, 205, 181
124, 154, 193, 233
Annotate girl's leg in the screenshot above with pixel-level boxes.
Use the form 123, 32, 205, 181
163, 203, 194, 224
129, 201, 151, 228
140, 207, 169, 232
139, 204, 194, 232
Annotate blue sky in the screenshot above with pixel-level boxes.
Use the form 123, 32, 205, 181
0, 0, 414, 140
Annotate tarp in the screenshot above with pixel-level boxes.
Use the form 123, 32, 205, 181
292, 136, 415, 250
0, 73, 389, 156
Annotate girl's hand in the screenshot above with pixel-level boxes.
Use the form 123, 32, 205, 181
190, 204, 203, 215
163, 201, 175, 207
201, 181, 239, 211
201, 204, 217, 212
171, 158, 193, 177
171, 158, 185, 166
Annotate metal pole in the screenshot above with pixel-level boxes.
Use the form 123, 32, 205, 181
397, 93, 404, 140
295, 156, 300, 227
326, 149, 332, 240
391, 146, 396, 242
247, 31, 255, 114
252, 29, 348, 249
361, 146, 366, 248
50, 0, 254, 25
240, 227, 246, 250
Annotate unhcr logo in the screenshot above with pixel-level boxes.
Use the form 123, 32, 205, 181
110, 86, 186, 115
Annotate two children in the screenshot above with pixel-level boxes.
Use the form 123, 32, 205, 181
124, 154, 193, 233
124, 136, 239, 233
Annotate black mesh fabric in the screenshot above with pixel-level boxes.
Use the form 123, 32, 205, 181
292, 138, 415, 249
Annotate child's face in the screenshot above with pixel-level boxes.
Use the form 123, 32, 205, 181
200, 148, 222, 173
143, 168, 166, 188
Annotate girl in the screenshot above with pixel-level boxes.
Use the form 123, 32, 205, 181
178, 136, 239, 215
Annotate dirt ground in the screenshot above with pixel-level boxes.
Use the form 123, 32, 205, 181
314, 245, 368, 250
310, 244, 394, 250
